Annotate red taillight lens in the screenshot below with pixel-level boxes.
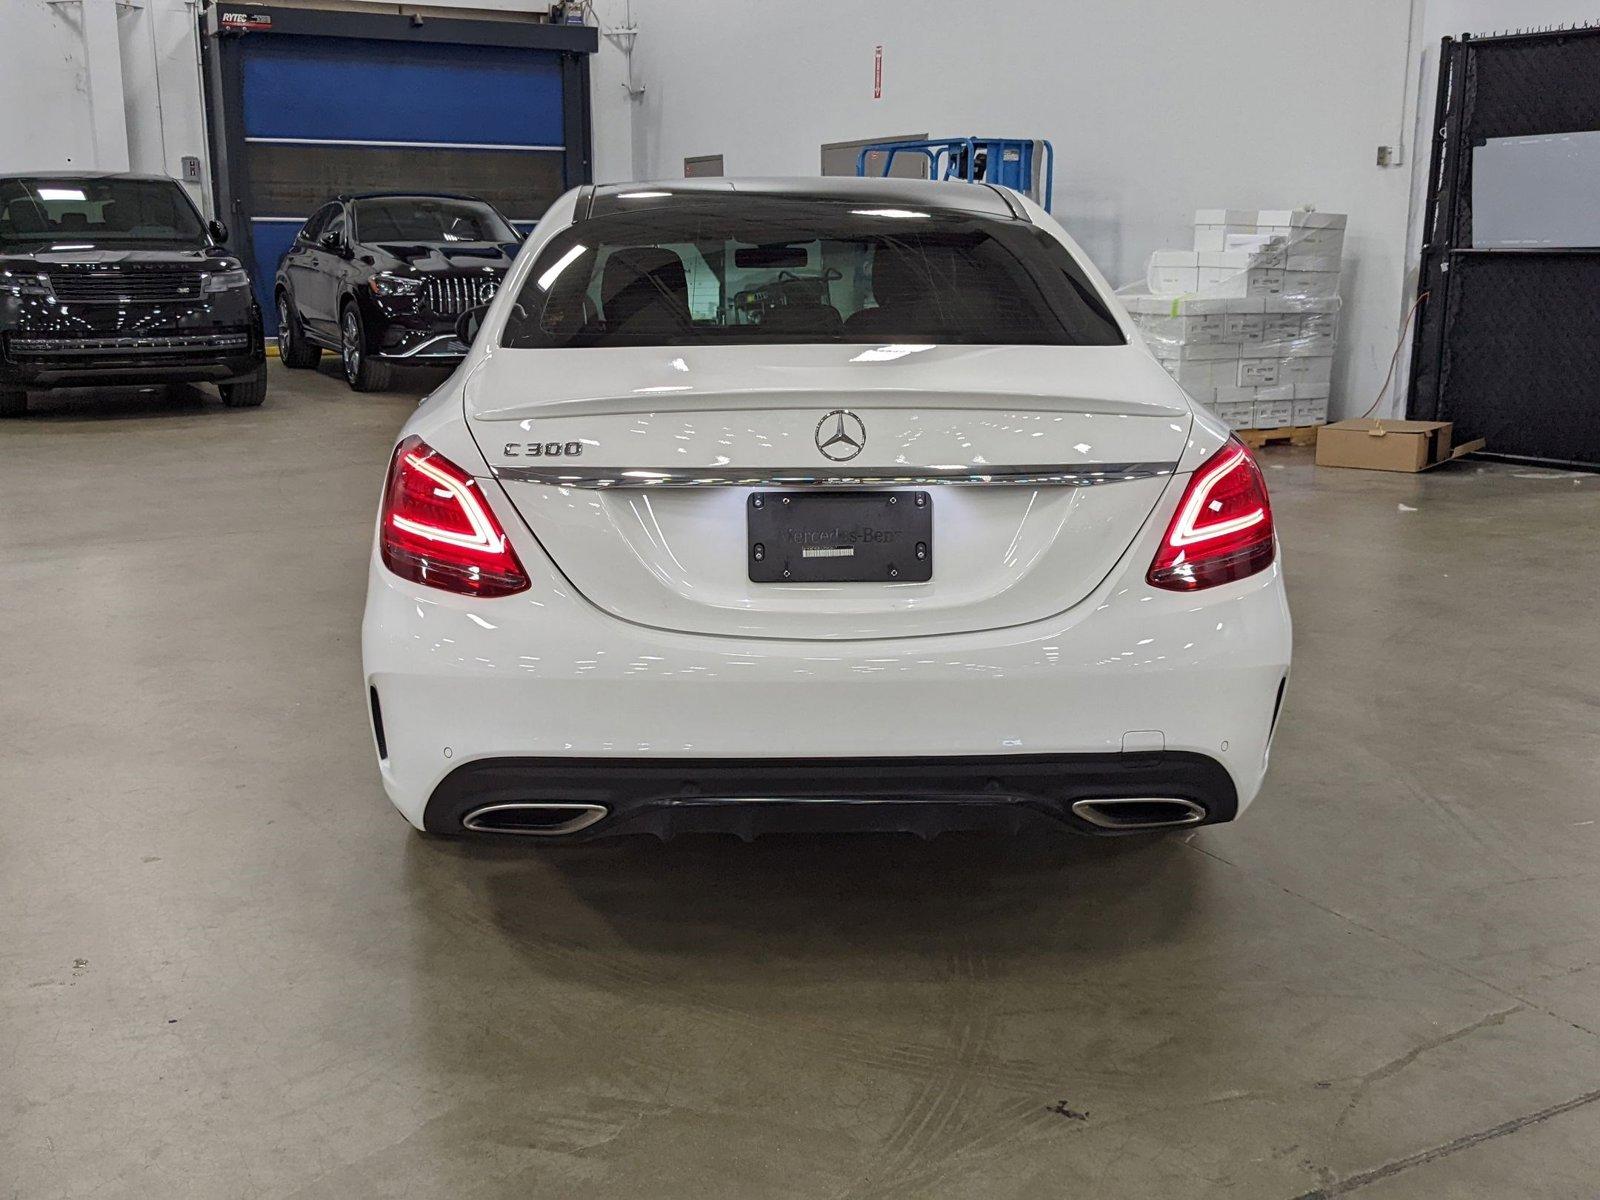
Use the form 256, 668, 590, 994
379, 436, 529, 597
1147, 436, 1276, 591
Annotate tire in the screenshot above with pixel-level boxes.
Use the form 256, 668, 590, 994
219, 364, 268, 408
0, 388, 27, 418
340, 302, 393, 393
276, 292, 321, 369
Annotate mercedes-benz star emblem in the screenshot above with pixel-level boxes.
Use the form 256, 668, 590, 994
815, 409, 866, 462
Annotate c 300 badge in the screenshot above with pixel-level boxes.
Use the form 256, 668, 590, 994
503, 441, 584, 457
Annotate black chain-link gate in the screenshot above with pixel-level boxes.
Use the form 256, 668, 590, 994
1407, 27, 1600, 470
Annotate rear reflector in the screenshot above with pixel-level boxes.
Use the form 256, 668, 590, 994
379, 436, 529, 597
1147, 436, 1275, 591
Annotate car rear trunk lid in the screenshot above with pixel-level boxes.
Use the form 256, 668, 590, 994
467, 343, 1190, 640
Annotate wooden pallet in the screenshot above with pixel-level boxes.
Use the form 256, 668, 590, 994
1236, 424, 1321, 449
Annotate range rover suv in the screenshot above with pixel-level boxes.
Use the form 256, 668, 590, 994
274, 193, 519, 392
0, 173, 266, 417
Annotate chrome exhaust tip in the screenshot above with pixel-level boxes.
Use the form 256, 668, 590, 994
1070, 797, 1207, 831
461, 802, 608, 836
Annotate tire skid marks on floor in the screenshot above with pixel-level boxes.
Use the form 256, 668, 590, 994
842, 942, 1063, 1199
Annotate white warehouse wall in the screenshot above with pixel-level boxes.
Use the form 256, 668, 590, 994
627, 0, 1428, 419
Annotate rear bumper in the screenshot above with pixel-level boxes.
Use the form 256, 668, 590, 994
420, 752, 1239, 840
362, 484, 1293, 831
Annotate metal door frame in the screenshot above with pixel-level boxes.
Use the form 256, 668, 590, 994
199, 4, 597, 289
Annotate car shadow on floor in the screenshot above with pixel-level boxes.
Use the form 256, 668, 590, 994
10, 383, 219, 421
307, 355, 450, 394
407, 826, 1217, 977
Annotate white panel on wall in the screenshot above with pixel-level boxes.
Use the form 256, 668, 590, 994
1, 0, 101, 171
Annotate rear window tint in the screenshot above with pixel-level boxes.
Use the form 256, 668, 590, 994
500, 195, 1124, 348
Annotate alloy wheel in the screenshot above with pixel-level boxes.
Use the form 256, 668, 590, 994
277, 298, 292, 358
342, 310, 361, 382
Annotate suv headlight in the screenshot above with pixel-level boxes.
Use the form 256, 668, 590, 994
203, 269, 250, 293
370, 272, 423, 297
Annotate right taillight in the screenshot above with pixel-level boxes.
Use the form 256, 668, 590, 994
379, 436, 529, 598
1147, 436, 1276, 591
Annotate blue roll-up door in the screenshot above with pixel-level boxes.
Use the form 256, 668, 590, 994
234, 34, 571, 334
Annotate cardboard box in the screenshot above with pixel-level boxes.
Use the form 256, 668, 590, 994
1293, 397, 1328, 426
1196, 208, 1257, 227
1121, 294, 1265, 317
1225, 233, 1288, 266
1148, 251, 1200, 295
1280, 266, 1341, 299
1278, 355, 1333, 387
1261, 313, 1303, 352
1193, 209, 1256, 252
1201, 266, 1284, 298
1253, 399, 1295, 429
1257, 210, 1347, 261
1155, 341, 1240, 363
1299, 312, 1339, 352
1315, 419, 1485, 473
1156, 357, 1232, 391
1131, 311, 1227, 346
1257, 209, 1347, 230
1237, 357, 1280, 387
1223, 311, 1265, 343
1213, 400, 1256, 429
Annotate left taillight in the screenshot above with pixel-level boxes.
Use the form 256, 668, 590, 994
378, 436, 529, 597
1147, 436, 1276, 592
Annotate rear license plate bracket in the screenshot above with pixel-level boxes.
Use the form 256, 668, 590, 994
747, 491, 932, 583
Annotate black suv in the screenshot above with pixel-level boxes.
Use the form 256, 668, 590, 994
0, 173, 266, 417
274, 193, 519, 392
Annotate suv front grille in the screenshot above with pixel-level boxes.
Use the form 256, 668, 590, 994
46, 266, 205, 304
422, 274, 500, 315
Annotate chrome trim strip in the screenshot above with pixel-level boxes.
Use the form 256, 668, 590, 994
461, 802, 608, 836
491, 461, 1178, 489
376, 334, 468, 360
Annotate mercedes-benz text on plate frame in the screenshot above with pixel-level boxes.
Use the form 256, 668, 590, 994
360, 178, 1292, 844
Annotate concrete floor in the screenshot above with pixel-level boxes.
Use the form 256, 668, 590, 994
4, 361, 1600, 1200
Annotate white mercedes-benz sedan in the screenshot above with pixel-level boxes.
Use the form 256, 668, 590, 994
360, 178, 1291, 841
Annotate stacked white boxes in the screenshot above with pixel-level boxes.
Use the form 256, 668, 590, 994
1125, 208, 1345, 431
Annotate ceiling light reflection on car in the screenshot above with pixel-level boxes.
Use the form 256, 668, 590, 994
849, 343, 935, 362
849, 208, 928, 219
536, 243, 588, 291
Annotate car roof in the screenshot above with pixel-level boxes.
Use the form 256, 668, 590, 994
342, 192, 493, 203
586, 176, 1026, 219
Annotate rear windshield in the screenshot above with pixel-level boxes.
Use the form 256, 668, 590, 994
500, 195, 1124, 348
0, 177, 205, 247
353, 196, 516, 244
